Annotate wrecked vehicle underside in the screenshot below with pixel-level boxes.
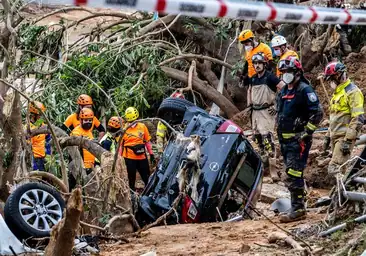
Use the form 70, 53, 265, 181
136, 97, 264, 226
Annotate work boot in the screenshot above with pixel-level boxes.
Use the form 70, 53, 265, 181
279, 190, 306, 223
269, 157, 280, 182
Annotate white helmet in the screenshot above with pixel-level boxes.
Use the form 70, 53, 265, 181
271, 35, 287, 47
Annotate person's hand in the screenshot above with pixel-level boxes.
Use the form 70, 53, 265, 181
300, 128, 313, 143
341, 140, 352, 155
268, 106, 277, 116
150, 154, 156, 165
323, 136, 331, 153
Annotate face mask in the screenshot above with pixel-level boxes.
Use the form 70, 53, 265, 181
245, 45, 253, 52
282, 72, 295, 84
82, 122, 92, 130
330, 81, 337, 90
274, 49, 281, 56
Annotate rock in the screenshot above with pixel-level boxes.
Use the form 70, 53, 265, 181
309, 149, 321, 161
263, 177, 274, 184
239, 244, 250, 253
320, 119, 329, 127
316, 158, 331, 168
260, 194, 276, 204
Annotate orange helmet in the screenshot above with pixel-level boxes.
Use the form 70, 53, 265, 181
77, 94, 93, 105
29, 101, 46, 114
79, 108, 94, 119
108, 116, 122, 129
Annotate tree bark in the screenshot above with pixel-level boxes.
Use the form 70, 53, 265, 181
44, 187, 83, 256
161, 66, 240, 118
196, 60, 234, 104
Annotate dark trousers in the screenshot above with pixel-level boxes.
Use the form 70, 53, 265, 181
125, 158, 150, 191
33, 157, 45, 171
279, 137, 312, 192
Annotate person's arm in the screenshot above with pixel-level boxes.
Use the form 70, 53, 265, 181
267, 73, 281, 93
303, 87, 324, 133
143, 124, 153, 155
345, 89, 365, 141
93, 117, 105, 139
45, 134, 51, 155
62, 114, 75, 134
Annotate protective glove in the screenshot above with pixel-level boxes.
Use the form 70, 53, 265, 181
323, 136, 331, 152
341, 140, 352, 156
268, 106, 277, 116
149, 154, 156, 165
300, 128, 313, 142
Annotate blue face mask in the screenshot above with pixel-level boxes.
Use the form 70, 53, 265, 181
274, 49, 281, 56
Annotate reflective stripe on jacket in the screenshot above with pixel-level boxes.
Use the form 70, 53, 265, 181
328, 79, 365, 140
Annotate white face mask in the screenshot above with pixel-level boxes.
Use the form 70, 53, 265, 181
245, 45, 253, 52
282, 73, 295, 84
330, 81, 337, 90
274, 49, 281, 56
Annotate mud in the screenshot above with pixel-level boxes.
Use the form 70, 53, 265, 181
100, 212, 326, 256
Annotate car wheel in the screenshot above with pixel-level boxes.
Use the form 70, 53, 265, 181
4, 182, 65, 241
157, 97, 194, 124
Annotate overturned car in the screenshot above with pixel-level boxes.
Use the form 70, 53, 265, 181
136, 97, 264, 225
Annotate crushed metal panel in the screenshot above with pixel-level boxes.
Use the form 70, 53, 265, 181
0, 215, 42, 255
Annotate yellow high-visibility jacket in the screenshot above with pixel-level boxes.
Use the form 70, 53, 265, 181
156, 121, 168, 153
327, 79, 365, 140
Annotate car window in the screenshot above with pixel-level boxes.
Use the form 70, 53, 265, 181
236, 161, 256, 190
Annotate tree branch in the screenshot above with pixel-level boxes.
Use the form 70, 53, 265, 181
0, 79, 69, 190
160, 54, 233, 70
161, 66, 239, 118
33, 6, 93, 24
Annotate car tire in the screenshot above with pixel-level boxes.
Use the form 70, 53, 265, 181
4, 182, 65, 241
157, 97, 194, 124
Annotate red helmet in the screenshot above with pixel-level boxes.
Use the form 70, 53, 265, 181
278, 56, 303, 72
324, 62, 346, 81
170, 91, 185, 99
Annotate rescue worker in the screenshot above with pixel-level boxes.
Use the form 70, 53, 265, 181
238, 29, 273, 83
27, 101, 51, 171
271, 35, 299, 77
276, 56, 323, 222
62, 94, 105, 139
156, 90, 185, 156
100, 116, 123, 153
122, 107, 155, 191
248, 53, 284, 181
322, 62, 364, 175
70, 108, 96, 189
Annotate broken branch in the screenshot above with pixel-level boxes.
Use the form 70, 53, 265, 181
160, 54, 233, 70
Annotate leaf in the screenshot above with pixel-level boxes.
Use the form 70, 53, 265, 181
142, 97, 150, 108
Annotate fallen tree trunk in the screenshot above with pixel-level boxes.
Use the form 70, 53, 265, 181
161, 66, 240, 118
44, 187, 83, 256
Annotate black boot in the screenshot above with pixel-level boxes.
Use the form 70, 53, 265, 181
280, 190, 306, 223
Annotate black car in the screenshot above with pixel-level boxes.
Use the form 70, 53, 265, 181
136, 97, 263, 225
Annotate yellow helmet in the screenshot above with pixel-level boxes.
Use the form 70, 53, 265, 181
29, 101, 46, 114
238, 29, 254, 43
125, 107, 139, 122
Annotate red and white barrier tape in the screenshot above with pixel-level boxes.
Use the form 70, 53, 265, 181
42, 0, 366, 25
